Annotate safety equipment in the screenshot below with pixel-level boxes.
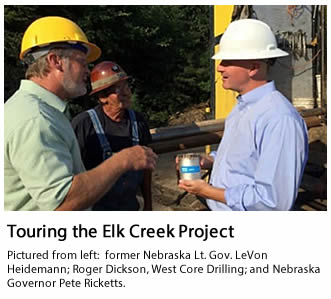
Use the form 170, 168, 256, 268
20, 16, 101, 63
89, 61, 130, 95
212, 19, 288, 60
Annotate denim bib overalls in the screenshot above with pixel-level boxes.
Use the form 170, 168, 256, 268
87, 109, 143, 210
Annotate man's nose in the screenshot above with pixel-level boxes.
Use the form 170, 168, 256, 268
217, 62, 224, 73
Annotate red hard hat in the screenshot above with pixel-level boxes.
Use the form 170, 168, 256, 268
89, 61, 130, 95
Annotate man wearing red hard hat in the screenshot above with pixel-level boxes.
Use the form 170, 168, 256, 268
72, 61, 153, 211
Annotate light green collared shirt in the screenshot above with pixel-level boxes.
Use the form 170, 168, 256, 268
4, 80, 85, 210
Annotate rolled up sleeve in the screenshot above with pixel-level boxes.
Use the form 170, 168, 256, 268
225, 115, 308, 211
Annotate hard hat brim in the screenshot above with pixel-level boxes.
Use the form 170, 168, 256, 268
89, 75, 131, 96
212, 48, 289, 60
20, 40, 101, 63
84, 41, 101, 63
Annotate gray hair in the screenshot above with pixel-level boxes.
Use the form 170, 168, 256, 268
25, 48, 74, 79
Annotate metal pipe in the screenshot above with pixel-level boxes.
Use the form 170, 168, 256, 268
150, 118, 225, 142
320, 5, 327, 111
311, 5, 318, 106
149, 108, 325, 154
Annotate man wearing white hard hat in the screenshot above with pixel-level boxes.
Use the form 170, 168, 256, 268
179, 19, 308, 211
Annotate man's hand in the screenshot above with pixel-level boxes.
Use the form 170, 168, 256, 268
59, 146, 157, 211
178, 179, 226, 204
120, 145, 158, 171
178, 179, 208, 196
200, 155, 214, 170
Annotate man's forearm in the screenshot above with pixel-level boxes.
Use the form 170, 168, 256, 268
200, 184, 226, 204
56, 152, 130, 211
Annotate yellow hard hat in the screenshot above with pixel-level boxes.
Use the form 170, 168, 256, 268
20, 16, 101, 63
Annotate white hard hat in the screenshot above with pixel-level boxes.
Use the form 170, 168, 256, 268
212, 19, 289, 60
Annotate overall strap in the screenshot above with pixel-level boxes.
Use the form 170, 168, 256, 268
87, 109, 112, 160
128, 109, 140, 145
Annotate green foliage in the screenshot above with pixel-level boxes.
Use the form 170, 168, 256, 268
4, 5, 211, 128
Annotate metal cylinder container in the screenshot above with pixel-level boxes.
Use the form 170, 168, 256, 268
177, 153, 201, 180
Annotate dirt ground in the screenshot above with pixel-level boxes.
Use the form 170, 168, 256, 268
150, 147, 211, 211
295, 124, 327, 211
146, 105, 327, 211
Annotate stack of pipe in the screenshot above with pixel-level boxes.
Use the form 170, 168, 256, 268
150, 108, 325, 154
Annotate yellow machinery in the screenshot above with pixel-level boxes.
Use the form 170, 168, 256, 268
212, 5, 238, 119
205, 5, 238, 158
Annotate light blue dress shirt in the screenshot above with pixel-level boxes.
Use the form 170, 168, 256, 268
207, 81, 308, 211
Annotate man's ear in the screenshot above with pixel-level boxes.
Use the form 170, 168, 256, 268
248, 61, 261, 77
47, 52, 64, 72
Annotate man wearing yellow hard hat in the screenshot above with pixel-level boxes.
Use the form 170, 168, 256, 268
4, 16, 157, 211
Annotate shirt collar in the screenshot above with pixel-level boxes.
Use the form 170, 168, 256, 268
20, 80, 68, 113
236, 81, 276, 108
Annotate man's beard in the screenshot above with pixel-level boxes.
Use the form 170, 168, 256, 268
62, 68, 87, 99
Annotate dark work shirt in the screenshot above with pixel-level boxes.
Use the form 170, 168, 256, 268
71, 105, 152, 210
71, 104, 152, 170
